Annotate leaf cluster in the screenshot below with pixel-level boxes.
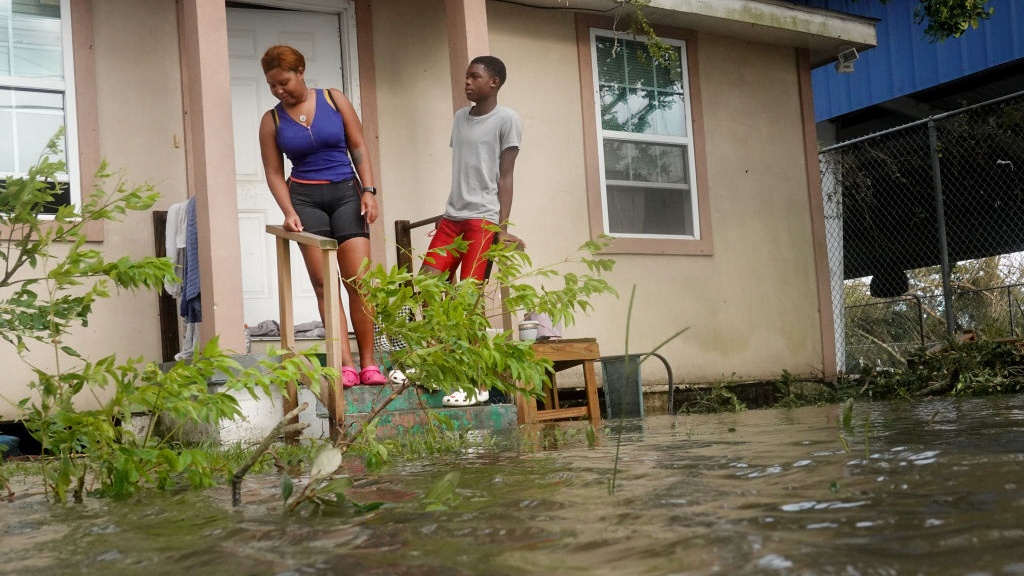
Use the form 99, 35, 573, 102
857, 337, 1024, 399
881, 0, 995, 41
361, 234, 617, 401
0, 130, 172, 355
281, 230, 618, 511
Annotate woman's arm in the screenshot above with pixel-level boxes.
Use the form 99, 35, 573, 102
330, 88, 379, 224
258, 110, 303, 232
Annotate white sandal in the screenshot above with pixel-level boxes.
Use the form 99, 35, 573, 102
442, 389, 489, 407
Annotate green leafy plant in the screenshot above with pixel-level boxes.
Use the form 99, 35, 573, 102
281, 230, 619, 510
362, 233, 616, 406
774, 369, 842, 408
880, 0, 995, 41
1, 132, 332, 502
851, 337, 1024, 400
680, 373, 747, 414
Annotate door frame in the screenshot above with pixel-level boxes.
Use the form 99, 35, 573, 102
232, 0, 361, 114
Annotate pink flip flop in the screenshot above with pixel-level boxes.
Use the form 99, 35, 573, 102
359, 365, 388, 386
341, 366, 359, 388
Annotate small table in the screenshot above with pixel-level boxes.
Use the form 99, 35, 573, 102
516, 338, 602, 426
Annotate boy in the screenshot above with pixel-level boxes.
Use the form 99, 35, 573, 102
422, 56, 523, 407
422, 55, 524, 282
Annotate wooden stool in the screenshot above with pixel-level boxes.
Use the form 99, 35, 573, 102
516, 338, 602, 426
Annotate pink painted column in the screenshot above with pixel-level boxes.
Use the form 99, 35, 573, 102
444, 0, 490, 112
177, 0, 246, 353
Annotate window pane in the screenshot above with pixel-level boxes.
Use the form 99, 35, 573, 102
649, 91, 687, 138
604, 140, 689, 185
0, 7, 9, 76
0, 105, 12, 173
603, 139, 631, 181
599, 84, 631, 132
11, 0, 63, 79
0, 88, 66, 173
626, 42, 656, 89
596, 35, 684, 136
595, 36, 624, 85
607, 184, 693, 236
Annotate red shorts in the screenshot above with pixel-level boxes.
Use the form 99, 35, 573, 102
424, 217, 496, 281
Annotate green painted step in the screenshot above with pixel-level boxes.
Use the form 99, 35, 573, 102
346, 403, 519, 437
341, 382, 446, 412
336, 383, 519, 435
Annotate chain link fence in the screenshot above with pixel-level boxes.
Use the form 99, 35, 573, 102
820, 91, 1024, 371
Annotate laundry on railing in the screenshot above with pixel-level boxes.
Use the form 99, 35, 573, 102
163, 196, 200, 360
163, 199, 188, 299
245, 319, 329, 339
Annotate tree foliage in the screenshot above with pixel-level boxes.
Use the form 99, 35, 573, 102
361, 233, 617, 406
277, 229, 620, 511
1, 132, 331, 502
880, 0, 995, 41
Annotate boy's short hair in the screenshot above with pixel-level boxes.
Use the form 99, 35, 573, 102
470, 55, 507, 86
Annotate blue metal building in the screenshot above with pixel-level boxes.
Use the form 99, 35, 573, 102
793, 0, 1024, 139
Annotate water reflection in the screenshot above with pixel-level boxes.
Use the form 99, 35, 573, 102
5, 395, 1024, 575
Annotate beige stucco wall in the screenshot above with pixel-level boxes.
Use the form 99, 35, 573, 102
681, 35, 823, 381
0, 0, 185, 413
374, 1, 824, 385
372, 1, 452, 257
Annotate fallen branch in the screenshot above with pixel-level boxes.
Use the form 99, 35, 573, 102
232, 402, 309, 507
335, 382, 414, 453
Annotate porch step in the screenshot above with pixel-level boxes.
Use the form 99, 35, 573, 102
303, 382, 518, 440
147, 354, 519, 445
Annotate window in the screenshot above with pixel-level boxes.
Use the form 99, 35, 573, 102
593, 31, 697, 239
579, 22, 710, 255
1, 0, 78, 213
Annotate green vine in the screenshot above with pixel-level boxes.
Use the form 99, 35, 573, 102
614, 0, 679, 66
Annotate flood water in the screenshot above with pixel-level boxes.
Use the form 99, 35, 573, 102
5, 394, 1024, 575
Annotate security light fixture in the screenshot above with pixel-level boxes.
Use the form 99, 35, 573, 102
835, 47, 859, 73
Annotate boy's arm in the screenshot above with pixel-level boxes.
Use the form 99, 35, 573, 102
496, 146, 523, 248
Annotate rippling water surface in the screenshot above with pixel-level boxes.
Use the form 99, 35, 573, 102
5, 395, 1024, 575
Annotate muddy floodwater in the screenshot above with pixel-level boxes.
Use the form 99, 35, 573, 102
4, 395, 1024, 575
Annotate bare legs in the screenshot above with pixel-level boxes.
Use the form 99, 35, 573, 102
298, 237, 376, 370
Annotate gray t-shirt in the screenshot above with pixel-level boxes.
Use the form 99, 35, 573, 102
444, 105, 523, 223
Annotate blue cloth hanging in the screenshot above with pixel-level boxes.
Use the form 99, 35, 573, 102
180, 197, 202, 323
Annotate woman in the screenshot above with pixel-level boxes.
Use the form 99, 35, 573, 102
258, 44, 386, 387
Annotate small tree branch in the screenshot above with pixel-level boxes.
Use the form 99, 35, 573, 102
232, 402, 309, 507
335, 382, 413, 451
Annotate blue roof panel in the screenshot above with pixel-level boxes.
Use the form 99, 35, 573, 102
793, 0, 1024, 120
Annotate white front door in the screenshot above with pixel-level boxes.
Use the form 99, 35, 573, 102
227, 5, 356, 328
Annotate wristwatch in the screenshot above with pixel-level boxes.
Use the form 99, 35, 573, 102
361, 186, 377, 195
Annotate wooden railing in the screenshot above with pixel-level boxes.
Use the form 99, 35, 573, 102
394, 215, 441, 274
266, 224, 344, 442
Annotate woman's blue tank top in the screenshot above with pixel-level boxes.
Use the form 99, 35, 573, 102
275, 89, 355, 182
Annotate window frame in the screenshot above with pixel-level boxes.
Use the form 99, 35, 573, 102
0, 0, 81, 212
576, 15, 712, 255
0, 0, 100, 239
